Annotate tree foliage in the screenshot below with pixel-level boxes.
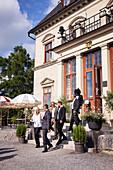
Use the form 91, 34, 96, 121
0, 46, 34, 98
103, 91, 113, 113
59, 95, 70, 113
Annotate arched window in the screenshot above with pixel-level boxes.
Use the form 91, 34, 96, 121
68, 16, 86, 39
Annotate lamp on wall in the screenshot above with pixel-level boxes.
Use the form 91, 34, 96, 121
86, 41, 92, 49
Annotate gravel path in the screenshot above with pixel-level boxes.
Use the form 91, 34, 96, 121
0, 141, 113, 170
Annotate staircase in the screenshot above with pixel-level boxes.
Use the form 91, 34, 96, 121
28, 122, 113, 152
28, 122, 91, 150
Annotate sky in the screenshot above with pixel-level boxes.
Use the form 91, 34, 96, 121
0, 0, 59, 59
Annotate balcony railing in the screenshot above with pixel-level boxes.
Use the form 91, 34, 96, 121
58, 6, 113, 44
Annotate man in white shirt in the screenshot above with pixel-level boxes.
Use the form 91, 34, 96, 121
31, 107, 43, 148
51, 102, 58, 140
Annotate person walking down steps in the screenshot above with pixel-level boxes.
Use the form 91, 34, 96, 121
51, 102, 58, 140
56, 101, 67, 146
68, 88, 83, 131
31, 107, 43, 148
42, 104, 53, 153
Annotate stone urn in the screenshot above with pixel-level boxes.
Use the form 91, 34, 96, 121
88, 119, 102, 131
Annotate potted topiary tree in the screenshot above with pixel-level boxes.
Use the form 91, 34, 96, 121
72, 124, 87, 153
16, 123, 26, 144
59, 26, 65, 36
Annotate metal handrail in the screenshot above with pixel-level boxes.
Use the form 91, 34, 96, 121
59, 5, 113, 44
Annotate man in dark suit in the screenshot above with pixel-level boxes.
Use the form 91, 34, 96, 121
68, 88, 83, 131
56, 101, 67, 145
42, 104, 53, 153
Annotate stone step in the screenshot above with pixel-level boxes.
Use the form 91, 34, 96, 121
28, 139, 74, 149
98, 134, 113, 151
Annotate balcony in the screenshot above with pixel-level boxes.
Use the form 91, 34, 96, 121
58, 6, 113, 45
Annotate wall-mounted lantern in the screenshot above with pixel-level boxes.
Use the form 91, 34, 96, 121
86, 41, 92, 49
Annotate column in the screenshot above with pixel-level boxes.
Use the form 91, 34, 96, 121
101, 45, 111, 120
100, 13, 110, 26
76, 54, 83, 94
58, 61, 64, 99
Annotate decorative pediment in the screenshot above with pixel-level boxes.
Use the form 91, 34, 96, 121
69, 16, 86, 27
106, 0, 113, 8
40, 77, 54, 86
42, 33, 55, 43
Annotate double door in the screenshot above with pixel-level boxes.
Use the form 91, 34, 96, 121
83, 49, 102, 111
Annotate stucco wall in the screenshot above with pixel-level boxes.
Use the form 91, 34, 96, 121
33, 0, 113, 120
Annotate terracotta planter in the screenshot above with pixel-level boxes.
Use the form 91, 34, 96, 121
74, 142, 85, 153
18, 136, 25, 144
88, 120, 102, 131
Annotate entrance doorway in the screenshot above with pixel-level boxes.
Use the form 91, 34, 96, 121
83, 49, 102, 111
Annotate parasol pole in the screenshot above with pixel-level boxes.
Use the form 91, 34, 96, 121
1, 109, 2, 127
7, 109, 9, 126
25, 107, 26, 125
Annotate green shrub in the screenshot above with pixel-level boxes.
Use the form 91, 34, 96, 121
11, 116, 17, 124
17, 109, 24, 118
16, 123, 26, 137
72, 124, 87, 143
103, 91, 113, 113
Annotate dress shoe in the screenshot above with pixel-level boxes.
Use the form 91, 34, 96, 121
42, 149, 48, 153
35, 145, 40, 148
67, 127, 72, 131
48, 144, 53, 149
62, 136, 67, 141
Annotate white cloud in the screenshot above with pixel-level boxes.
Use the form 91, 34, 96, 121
0, 0, 35, 58
23, 43, 35, 60
44, 0, 59, 14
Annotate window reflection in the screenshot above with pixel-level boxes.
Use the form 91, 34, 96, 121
87, 72, 92, 98
65, 58, 76, 100
44, 87, 51, 106
95, 67, 101, 96
94, 50, 101, 66
86, 53, 92, 69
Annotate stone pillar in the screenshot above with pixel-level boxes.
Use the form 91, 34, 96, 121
76, 26, 84, 38
76, 54, 83, 94
100, 13, 110, 26
101, 45, 110, 120
58, 61, 64, 99
58, 36, 66, 45
76, 54, 84, 115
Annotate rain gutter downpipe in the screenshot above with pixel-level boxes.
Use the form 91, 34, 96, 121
28, 32, 35, 41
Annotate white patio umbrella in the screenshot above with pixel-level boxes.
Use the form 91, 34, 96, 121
0, 96, 11, 106
0, 96, 12, 125
11, 94, 41, 124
